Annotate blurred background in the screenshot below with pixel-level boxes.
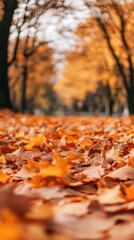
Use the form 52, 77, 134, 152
0, 0, 134, 116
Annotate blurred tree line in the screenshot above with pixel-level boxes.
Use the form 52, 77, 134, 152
56, 0, 134, 115
0, 0, 133, 115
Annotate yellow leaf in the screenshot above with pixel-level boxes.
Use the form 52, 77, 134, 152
27, 155, 69, 178
0, 171, 9, 183
40, 155, 69, 177
0, 209, 22, 240
25, 136, 46, 150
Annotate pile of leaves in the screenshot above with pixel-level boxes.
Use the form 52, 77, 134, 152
0, 110, 134, 240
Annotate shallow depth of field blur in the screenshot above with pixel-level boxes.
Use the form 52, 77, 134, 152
0, 0, 134, 116
0, 2, 134, 239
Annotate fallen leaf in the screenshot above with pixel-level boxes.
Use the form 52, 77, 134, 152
121, 184, 134, 201
0, 171, 9, 183
105, 165, 134, 180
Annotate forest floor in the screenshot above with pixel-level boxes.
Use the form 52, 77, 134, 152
0, 110, 134, 240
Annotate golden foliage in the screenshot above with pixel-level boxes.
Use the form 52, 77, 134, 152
55, 0, 134, 107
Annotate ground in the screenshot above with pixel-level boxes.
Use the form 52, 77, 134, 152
0, 110, 134, 240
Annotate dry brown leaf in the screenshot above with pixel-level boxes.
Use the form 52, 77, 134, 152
0, 184, 32, 216
53, 211, 116, 239
98, 185, 125, 204
55, 199, 90, 216
80, 165, 105, 181
105, 165, 134, 180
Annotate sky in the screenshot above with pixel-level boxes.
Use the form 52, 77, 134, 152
38, 0, 89, 68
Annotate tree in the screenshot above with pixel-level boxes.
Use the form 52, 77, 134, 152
0, 0, 37, 109
23, 42, 56, 113
9, 40, 56, 113
84, 0, 134, 114
0, 0, 72, 110
8, 0, 44, 112
0, 0, 17, 108
55, 31, 125, 114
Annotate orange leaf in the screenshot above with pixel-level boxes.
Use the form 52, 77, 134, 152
123, 184, 134, 201
25, 136, 46, 150
0, 209, 22, 240
27, 155, 69, 178
0, 171, 9, 183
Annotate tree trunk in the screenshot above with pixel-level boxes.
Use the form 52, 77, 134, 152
0, 0, 17, 109
109, 99, 114, 116
0, 61, 12, 108
21, 65, 27, 113
106, 80, 115, 116
96, 18, 134, 115
127, 87, 134, 115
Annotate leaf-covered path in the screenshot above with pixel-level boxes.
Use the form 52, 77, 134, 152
0, 110, 134, 240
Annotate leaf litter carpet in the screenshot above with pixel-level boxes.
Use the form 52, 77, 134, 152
0, 111, 134, 240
